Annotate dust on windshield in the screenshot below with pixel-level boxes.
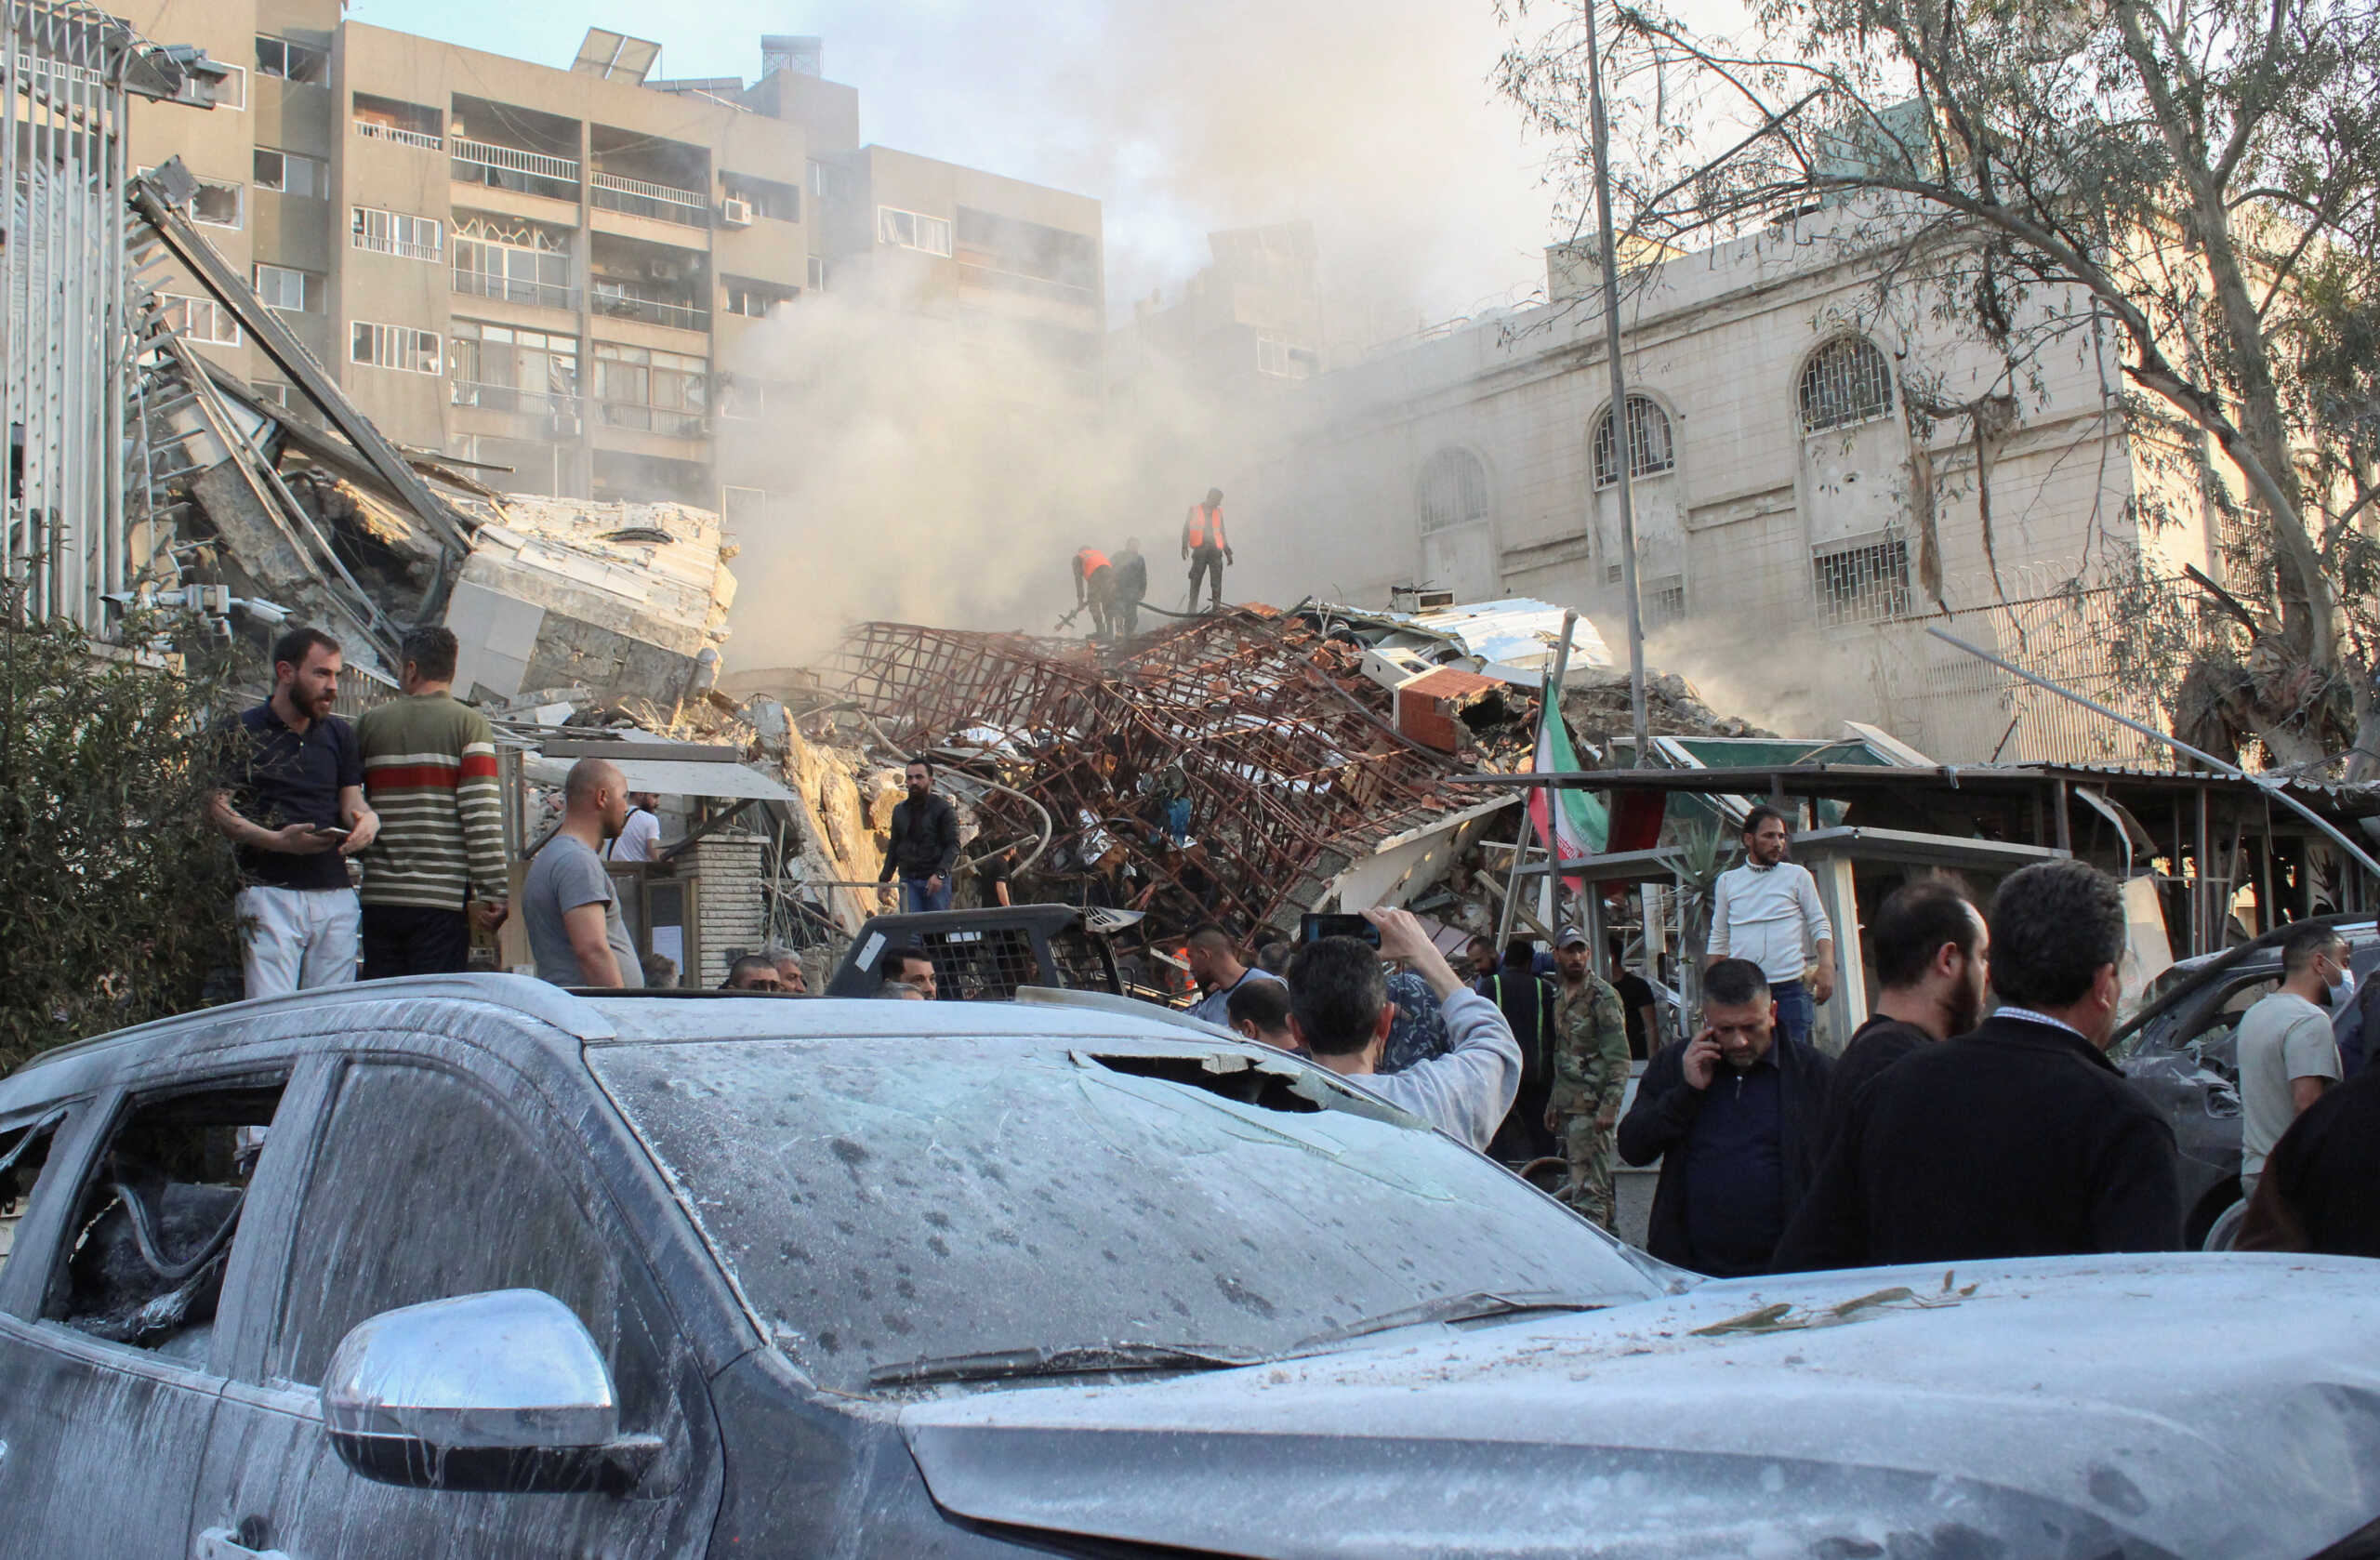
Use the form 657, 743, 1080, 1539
589, 1039, 1662, 1395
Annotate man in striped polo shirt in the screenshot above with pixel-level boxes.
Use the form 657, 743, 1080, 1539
355, 625, 509, 978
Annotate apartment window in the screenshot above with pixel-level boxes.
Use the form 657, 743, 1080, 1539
954, 206, 1097, 298
450, 320, 577, 413
721, 485, 768, 531
162, 294, 241, 347
807, 256, 826, 292
1592, 395, 1676, 488
207, 62, 246, 111
1417, 448, 1491, 533
351, 322, 442, 375
250, 380, 291, 408
253, 147, 327, 198
877, 206, 953, 258
452, 216, 571, 309
593, 343, 707, 436
721, 276, 796, 319
1799, 336, 1895, 433
351, 206, 442, 261
1645, 576, 1688, 630
1256, 333, 1312, 380
717, 376, 763, 419
721, 174, 799, 223
1812, 535, 1912, 625
254, 264, 320, 313
255, 34, 324, 84
192, 178, 244, 230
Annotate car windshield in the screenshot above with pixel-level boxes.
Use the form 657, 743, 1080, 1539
589, 1039, 1666, 1395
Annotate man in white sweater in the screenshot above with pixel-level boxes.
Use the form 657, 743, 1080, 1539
1286, 908, 1522, 1151
1708, 805, 1836, 1045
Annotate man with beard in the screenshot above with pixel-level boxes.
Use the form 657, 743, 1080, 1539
1811, 879, 1990, 1164
1774, 859, 2179, 1270
2235, 923, 2349, 1200
207, 627, 379, 998
877, 758, 960, 914
1709, 805, 1836, 1045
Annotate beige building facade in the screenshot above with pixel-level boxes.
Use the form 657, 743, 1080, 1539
1238, 205, 2224, 763
120, 4, 1103, 526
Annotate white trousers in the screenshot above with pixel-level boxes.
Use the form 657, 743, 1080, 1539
237, 885, 361, 999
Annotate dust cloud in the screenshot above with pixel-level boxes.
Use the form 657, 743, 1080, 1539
716, 294, 1254, 665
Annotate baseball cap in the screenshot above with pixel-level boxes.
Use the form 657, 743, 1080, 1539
1556, 928, 1591, 949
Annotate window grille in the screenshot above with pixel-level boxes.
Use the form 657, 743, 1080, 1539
1591, 395, 1675, 488
1416, 449, 1490, 533
1812, 535, 1912, 625
1798, 337, 1895, 432
1644, 575, 1686, 629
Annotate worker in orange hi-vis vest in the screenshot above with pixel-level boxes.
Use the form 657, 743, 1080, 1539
1181, 487, 1233, 611
1071, 546, 1117, 637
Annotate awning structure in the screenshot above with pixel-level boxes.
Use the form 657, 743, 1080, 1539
521, 754, 798, 803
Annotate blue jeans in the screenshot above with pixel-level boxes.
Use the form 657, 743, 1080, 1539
1769, 979, 1815, 1045
900, 876, 953, 915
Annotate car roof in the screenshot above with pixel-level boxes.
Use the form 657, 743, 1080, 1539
0, 975, 1265, 1103
2114, 915, 2380, 1045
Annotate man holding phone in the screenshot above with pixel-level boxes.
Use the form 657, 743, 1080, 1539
1617, 957, 1831, 1276
207, 627, 379, 999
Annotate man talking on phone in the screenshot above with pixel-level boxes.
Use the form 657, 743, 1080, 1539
207, 627, 379, 999
1617, 957, 1831, 1276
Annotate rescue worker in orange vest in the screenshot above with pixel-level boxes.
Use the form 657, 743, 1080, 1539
1182, 487, 1232, 611
1072, 546, 1117, 637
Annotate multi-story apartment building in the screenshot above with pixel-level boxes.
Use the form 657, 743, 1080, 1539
119, 4, 1104, 526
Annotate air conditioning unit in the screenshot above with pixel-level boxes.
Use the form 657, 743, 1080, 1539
719, 197, 754, 228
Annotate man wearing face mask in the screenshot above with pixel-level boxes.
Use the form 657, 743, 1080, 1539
1772, 859, 2180, 1271
2235, 924, 2350, 1201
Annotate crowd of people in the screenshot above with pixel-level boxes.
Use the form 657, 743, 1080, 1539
208, 627, 2376, 1267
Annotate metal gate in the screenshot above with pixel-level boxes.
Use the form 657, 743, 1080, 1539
0, 0, 136, 632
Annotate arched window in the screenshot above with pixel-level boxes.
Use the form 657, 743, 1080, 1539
1798, 337, 1895, 432
1416, 448, 1492, 533
1591, 395, 1676, 489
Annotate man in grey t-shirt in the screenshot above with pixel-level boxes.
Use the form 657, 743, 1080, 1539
2238, 925, 2348, 1196
522, 759, 643, 988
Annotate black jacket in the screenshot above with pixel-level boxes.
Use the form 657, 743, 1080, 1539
878, 793, 959, 882
1772, 1012, 2182, 1272
1112, 550, 1148, 602
1616, 1031, 1832, 1274
1812, 1014, 1935, 1168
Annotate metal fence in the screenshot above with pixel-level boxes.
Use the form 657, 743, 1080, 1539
2, 0, 136, 632
1855, 584, 2202, 764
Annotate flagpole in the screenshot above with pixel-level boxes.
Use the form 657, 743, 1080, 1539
1501, 611, 1583, 947
1583, 0, 1649, 763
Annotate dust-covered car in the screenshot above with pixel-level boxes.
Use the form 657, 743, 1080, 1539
2113, 915, 2380, 1246
0, 976, 2374, 1559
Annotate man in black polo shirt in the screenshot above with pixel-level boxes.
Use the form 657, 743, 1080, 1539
207, 627, 378, 999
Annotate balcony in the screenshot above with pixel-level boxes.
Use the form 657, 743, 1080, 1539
590, 170, 709, 230
596, 401, 706, 439
591, 284, 708, 332
451, 381, 580, 419
453, 268, 577, 311
353, 118, 443, 152
452, 139, 580, 204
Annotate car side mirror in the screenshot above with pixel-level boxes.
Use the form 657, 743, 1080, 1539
321, 1289, 661, 1495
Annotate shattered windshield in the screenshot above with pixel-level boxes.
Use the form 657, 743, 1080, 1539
590, 1039, 1662, 1395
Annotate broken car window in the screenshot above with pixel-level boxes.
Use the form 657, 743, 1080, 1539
0, 1108, 68, 1276
45, 1082, 284, 1363
589, 1039, 1663, 1395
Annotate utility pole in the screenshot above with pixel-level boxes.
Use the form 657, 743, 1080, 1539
1583, 0, 1648, 763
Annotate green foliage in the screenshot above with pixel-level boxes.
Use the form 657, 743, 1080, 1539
0, 593, 244, 1071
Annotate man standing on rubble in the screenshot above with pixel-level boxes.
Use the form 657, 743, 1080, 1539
208, 627, 379, 998
1548, 928, 1632, 1231
355, 626, 508, 979
878, 758, 960, 914
1709, 805, 1836, 1046
1182, 487, 1231, 611
1072, 547, 1117, 637
1111, 536, 1149, 638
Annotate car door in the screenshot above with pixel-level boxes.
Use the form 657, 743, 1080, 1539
192, 1045, 721, 1560
0, 1071, 298, 1560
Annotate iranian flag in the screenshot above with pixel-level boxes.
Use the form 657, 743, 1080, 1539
1526, 695, 1607, 890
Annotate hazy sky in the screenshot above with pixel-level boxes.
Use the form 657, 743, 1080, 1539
346, 0, 1583, 335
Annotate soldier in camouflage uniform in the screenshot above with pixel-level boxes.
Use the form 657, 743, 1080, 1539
1545, 928, 1633, 1232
